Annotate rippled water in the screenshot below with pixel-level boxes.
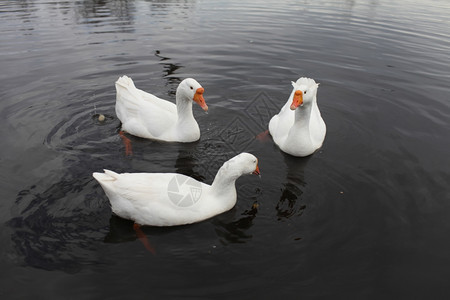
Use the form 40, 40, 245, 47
1, 0, 450, 298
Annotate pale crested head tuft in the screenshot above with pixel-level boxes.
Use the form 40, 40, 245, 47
295, 77, 317, 88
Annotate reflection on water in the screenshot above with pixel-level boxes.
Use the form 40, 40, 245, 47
277, 183, 306, 220
175, 145, 205, 182
74, 0, 135, 28
104, 215, 142, 244
104, 200, 260, 249
155, 50, 184, 89
7, 174, 110, 273
277, 154, 310, 220
213, 201, 259, 245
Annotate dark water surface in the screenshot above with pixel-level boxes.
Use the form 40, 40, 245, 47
1, 0, 450, 298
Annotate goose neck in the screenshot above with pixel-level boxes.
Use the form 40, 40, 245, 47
176, 93, 194, 122
294, 102, 312, 127
211, 166, 239, 193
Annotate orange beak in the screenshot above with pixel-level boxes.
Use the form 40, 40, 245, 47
252, 164, 260, 176
193, 87, 208, 112
290, 90, 303, 110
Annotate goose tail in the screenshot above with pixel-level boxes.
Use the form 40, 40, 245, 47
93, 169, 120, 183
115, 75, 136, 90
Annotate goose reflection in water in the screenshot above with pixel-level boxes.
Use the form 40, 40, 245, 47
212, 187, 260, 245
276, 153, 311, 221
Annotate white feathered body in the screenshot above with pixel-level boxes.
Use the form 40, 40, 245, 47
93, 170, 237, 226
115, 76, 201, 142
269, 77, 326, 157
93, 153, 259, 226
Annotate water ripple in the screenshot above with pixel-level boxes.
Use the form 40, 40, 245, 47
1, 0, 450, 296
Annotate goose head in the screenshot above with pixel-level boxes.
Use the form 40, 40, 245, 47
290, 77, 319, 110
177, 78, 208, 111
231, 152, 260, 176
218, 153, 260, 179
211, 153, 260, 194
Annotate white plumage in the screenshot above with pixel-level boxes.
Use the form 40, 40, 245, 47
93, 153, 260, 226
269, 77, 326, 157
115, 76, 208, 142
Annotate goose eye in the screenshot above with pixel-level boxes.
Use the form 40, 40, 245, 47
190, 86, 193, 90
304, 90, 307, 94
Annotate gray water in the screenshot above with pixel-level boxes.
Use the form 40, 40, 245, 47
1, 0, 450, 298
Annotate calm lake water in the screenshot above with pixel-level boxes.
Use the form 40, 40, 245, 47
1, 0, 449, 298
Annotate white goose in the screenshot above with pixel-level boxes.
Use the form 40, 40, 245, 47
269, 77, 326, 157
115, 76, 208, 142
93, 153, 260, 226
